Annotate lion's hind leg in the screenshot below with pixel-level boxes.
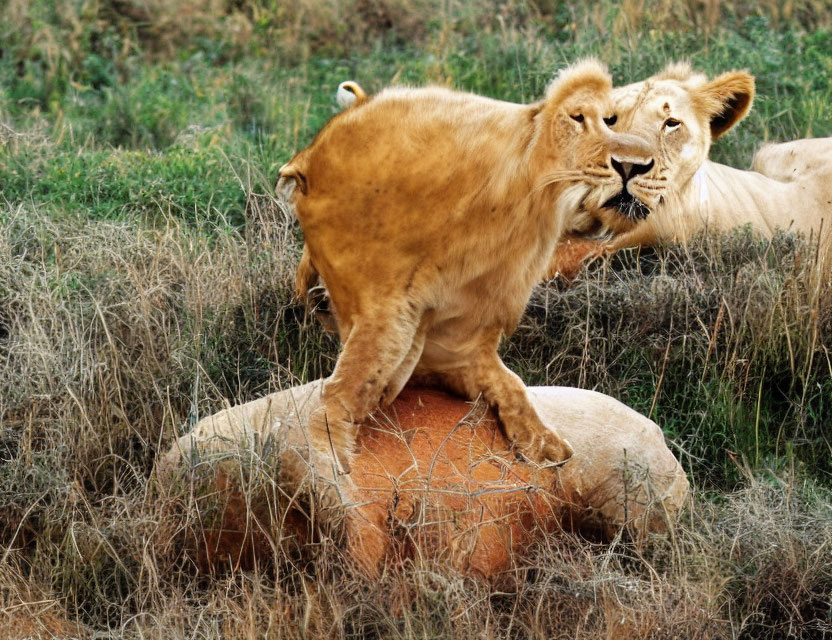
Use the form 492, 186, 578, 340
310, 302, 424, 474
380, 312, 434, 406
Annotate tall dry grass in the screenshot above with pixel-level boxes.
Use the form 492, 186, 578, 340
509, 230, 832, 485
1, 194, 831, 636
1, 1, 832, 635
0, 197, 320, 536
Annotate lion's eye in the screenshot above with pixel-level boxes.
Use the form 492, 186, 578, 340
603, 114, 617, 126
570, 114, 584, 123
664, 118, 682, 132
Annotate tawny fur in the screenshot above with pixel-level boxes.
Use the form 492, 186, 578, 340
549, 63, 832, 276
278, 61, 654, 487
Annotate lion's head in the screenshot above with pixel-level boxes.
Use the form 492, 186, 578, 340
525, 60, 655, 228
569, 63, 755, 239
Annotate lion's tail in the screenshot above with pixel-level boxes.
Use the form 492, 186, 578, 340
336, 81, 368, 109
294, 245, 318, 302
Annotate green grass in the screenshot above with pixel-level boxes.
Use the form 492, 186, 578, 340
3, 27, 831, 231
1, 144, 246, 223
1, 1, 832, 637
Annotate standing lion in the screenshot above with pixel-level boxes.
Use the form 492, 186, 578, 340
278, 60, 654, 489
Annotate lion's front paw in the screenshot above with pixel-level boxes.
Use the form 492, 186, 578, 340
537, 433, 574, 467
518, 431, 574, 467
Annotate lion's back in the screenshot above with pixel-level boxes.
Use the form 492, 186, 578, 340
280, 83, 546, 333
298, 87, 528, 194
752, 137, 832, 184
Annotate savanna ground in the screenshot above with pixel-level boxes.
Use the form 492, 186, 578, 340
1, 1, 832, 638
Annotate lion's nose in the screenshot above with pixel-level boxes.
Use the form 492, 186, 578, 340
611, 156, 654, 181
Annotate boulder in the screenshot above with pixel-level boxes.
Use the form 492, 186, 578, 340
157, 381, 688, 577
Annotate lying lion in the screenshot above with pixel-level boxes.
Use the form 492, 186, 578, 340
158, 381, 688, 577
547, 63, 832, 278
277, 60, 654, 492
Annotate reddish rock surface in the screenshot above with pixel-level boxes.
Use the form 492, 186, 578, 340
5, 610, 85, 640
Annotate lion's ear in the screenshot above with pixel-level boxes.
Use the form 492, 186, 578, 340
277, 161, 307, 196
695, 71, 755, 140
544, 58, 612, 108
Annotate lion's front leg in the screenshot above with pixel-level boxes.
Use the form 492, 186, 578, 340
478, 356, 573, 465
430, 341, 573, 465
545, 236, 608, 281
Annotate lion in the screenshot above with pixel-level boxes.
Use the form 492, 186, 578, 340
158, 380, 689, 577
546, 63, 832, 278
277, 60, 655, 490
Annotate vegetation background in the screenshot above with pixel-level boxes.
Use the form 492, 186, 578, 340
1, 0, 831, 637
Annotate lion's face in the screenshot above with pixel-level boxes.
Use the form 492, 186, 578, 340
576, 64, 754, 236
609, 80, 706, 215
535, 66, 655, 230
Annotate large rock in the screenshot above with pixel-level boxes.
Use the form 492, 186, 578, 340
157, 381, 688, 577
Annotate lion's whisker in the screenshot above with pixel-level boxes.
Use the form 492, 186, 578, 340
533, 170, 586, 193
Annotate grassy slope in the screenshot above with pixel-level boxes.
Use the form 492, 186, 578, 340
1, 1, 832, 637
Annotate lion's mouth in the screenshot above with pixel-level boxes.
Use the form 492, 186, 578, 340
602, 189, 651, 221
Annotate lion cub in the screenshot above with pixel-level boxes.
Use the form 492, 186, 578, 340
279, 60, 653, 478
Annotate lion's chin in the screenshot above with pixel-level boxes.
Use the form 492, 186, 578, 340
578, 184, 649, 232
602, 190, 651, 221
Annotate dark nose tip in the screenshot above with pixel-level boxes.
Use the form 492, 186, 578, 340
611, 157, 655, 181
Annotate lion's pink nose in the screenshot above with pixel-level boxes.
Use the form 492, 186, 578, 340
607, 131, 654, 170
611, 156, 655, 181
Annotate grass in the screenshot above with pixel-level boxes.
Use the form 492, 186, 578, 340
512, 230, 832, 486
1, 0, 832, 637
